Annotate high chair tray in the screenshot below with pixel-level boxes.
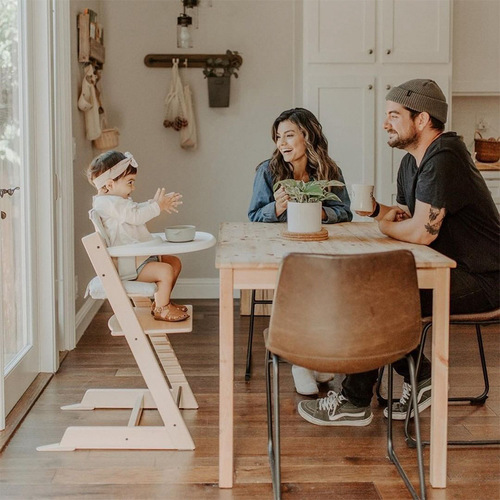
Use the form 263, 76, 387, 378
108, 305, 193, 336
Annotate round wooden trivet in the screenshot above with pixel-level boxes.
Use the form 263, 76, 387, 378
281, 227, 329, 241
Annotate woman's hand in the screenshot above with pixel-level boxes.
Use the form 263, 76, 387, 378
155, 188, 183, 213
274, 186, 289, 217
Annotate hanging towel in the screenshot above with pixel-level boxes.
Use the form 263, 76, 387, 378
78, 65, 102, 141
180, 84, 197, 149
163, 59, 188, 131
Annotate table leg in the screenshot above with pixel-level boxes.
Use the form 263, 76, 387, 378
429, 268, 450, 488
219, 268, 234, 488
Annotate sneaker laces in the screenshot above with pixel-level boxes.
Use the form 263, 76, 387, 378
399, 381, 411, 406
317, 391, 345, 415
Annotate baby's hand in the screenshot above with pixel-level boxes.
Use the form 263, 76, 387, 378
158, 191, 183, 214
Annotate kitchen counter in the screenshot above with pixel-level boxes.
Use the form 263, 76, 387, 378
475, 159, 500, 171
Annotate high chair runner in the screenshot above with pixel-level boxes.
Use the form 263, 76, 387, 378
37, 231, 198, 451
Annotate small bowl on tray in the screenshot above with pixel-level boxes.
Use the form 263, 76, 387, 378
165, 225, 196, 243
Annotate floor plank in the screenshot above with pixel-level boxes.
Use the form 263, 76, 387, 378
0, 299, 498, 499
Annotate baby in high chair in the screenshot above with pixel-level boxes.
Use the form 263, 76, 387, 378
87, 150, 188, 322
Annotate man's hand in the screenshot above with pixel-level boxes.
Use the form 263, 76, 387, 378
378, 200, 445, 245
382, 207, 410, 222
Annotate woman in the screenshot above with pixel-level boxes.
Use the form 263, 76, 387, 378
248, 107, 352, 224
248, 108, 352, 395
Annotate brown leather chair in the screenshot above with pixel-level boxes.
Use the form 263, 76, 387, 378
265, 251, 426, 500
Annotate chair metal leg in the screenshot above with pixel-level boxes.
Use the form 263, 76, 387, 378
449, 324, 489, 404
245, 290, 273, 381
266, 350, 281, 500
245, 290, 257, 381
404, 321, 499, 447
387, 358, 426, 500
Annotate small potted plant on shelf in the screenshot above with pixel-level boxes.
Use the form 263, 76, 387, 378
203, 50, 242, 108
274, 179, 344, 233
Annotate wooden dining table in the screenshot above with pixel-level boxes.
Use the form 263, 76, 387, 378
215, 221, 456, 489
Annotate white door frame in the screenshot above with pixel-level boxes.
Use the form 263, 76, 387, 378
28, 0, 74, 372
52, 0, 76, 353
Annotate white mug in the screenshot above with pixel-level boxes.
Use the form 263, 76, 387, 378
350, 184, 374, 212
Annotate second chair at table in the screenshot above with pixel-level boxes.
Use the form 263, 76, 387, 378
265, 250, 426, 500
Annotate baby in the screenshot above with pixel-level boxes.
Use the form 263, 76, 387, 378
87, 150, 188, 322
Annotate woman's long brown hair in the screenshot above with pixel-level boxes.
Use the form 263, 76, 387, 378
269, 108, 340, 183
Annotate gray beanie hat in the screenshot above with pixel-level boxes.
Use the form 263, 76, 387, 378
386, 79, 448, 124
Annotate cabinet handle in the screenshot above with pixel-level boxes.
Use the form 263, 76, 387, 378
368, 49, 373, 54
368, 84, 373, 90
386, 85, 391, 90
386, 49, 391, 55
1, 211, 6, 220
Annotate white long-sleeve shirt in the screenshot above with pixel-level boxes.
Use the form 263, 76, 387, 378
92, 195, 161, 279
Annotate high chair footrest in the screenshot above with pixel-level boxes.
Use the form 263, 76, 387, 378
108, 305, 193, 335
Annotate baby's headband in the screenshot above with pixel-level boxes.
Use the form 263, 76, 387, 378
93, 152, 138, 189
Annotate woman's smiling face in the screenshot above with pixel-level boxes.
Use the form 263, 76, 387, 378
275, 120, 307, 166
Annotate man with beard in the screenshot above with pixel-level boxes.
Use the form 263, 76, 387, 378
298, 79, 500, 427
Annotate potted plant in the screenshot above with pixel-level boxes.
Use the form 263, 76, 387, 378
203, 50, 242, 108
274, 179, 344, 233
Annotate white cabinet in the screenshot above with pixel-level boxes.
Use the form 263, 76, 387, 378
480, 169, 500, 211
381, 0, 450, 63
452, 0, 500, 95
305, 0, 450, 64
302, 0, 452, 205
305, 75, 375, 186
305, 0, 376, 63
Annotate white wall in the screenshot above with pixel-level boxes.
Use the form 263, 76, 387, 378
72, 0, 300, 306
451, 96, 500, 155
71, 0, 102, 312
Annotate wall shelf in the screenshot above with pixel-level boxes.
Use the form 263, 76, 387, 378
144, 53, 243, 69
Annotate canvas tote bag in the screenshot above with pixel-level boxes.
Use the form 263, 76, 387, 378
163, 59, 188, 131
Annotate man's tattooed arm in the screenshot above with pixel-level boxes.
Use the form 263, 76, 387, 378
424, 205, 444, 235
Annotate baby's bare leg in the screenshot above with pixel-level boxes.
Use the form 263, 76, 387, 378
159, 255, 187, 311
137, 262, 187, 321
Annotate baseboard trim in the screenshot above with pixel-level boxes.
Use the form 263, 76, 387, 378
75, 297, 104, 343
0, 373, 52, 452
171, 278, 221, 299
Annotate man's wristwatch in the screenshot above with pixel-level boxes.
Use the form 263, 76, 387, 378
369, 202, 380, 218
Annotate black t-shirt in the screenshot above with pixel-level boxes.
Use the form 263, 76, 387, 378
396, 132, 499, 303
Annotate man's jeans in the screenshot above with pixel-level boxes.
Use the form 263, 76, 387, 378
342, 266, 498, 408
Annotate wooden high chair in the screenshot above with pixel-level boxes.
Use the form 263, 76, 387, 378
37, 231, 197, 451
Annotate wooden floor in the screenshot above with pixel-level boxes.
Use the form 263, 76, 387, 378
1, 299, 499, 499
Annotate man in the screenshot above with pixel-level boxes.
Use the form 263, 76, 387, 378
299, 79, 500, 426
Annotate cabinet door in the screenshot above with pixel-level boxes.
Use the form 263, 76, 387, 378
481, 170, 500, 211
381, 0, 450, 63
305, 75, 376, 187
453, 0, 500, 94
304, 0, 375, 63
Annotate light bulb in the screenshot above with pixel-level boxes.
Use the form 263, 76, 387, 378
179, 27, 191, 48
177, 14, 193, 48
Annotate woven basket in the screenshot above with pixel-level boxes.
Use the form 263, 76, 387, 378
93, 127, 120, 151
474, 132, 500, 163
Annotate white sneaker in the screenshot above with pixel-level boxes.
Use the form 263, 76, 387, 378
314, 371, 335, 383
292, 365, 318, 395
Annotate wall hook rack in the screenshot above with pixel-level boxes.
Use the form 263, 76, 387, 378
144, 53, 243, 69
